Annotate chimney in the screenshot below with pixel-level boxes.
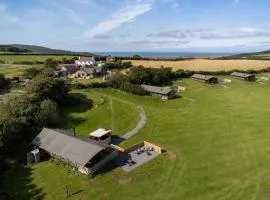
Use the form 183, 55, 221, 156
73, 128, 76, 137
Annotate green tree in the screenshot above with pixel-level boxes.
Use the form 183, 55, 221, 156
26, 73, 70, 103
23, 67, 41, 78
36, 99, 58, 127
44, 58, 58, 69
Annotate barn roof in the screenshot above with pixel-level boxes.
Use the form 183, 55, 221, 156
32, 128, 106, 166
61, 64, 79, 73
141, 84, 174, 95
77, 57, 95, 62
191, 74, 217, 81
80, 67, 95, 75
231, 72, 255, 78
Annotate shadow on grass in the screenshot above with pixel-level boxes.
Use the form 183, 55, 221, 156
58, 93, 93, 130
0, 88, 10, 96
111, 135, 126, 145
62, 93, 93, 113
0, 164, 45, 200
94, 160, 119, 176
71, 189, 83, 196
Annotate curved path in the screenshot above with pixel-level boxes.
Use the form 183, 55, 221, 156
122, 106, 147, 139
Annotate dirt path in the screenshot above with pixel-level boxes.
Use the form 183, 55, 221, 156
122, 106, 147, 139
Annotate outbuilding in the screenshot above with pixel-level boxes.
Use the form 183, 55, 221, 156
231, 72, 256, 81
61, 64, 79, 75
75, 68, 96, 79
141, 84, 178, 100
31, 128, 118, 175
191, 74, 218, 84
89, 128, 112, 145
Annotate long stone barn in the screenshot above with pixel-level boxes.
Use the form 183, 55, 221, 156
31, 128, 118, 175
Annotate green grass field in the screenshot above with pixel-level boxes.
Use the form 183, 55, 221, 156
0, 64, 43, 77
0, 55, 76, 62
2, 76, 270, 200
69, 77, 105, 84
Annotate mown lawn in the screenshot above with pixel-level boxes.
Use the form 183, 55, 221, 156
2, 76, 270, 200
58, 89, 139, 136
69, 77, 105, 84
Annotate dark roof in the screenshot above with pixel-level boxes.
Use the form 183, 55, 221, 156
141, 84, 175, 95
62, 64, 79, 73
231, 72, 255, 78
79, 68, 95, 75
191, 74, 217, 81
32, 128, 105, 166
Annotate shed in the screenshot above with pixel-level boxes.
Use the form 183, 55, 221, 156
191, 74, 218, 84
75, 68, 96, 79
231, 72, 256, 81
61, 64, 79, 74
89, 128, 112, 145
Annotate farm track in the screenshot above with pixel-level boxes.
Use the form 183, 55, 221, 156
122, 106, 147, 139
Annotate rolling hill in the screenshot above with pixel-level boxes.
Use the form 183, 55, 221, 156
218, 49, 270, 60
0, 44, 95, 56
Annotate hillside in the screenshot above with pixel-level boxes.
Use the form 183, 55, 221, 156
0, 45, 32, 53
0, 44, 95, 56
218, 49, 270, 60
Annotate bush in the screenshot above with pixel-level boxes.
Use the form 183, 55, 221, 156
0, 74, 10, 89
120, 82, 148, 96
104, 61, 132, 70
70, 82, 109, 89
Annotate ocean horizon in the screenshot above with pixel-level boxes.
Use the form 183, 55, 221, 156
94, 52, 234, 58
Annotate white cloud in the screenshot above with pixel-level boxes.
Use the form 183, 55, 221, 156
0, 2, 6, 14
83, 2, 152, 39
64, 8, 87, 27
231, 0, 240, 6
201, 28, 270, 40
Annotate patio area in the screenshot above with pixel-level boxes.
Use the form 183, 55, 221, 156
116, 147, 160, 172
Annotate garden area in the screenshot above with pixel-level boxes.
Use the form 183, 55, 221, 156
2, 76, 270, 200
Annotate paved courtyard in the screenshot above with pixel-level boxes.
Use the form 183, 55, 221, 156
116, 148, 159, 172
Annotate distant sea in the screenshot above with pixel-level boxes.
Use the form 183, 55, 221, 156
94, 52, 232, 58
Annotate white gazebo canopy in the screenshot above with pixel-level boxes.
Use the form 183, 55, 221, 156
89, 128, 111, 138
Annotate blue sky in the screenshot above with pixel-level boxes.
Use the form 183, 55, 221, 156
0, 0, 270, 52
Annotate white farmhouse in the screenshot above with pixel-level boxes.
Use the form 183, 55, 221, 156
75, 57, 96, 67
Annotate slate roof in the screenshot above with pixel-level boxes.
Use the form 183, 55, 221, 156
231, 72, 255, 78
77, 57, 95, 62
32, 128, 105, 166
191, 74, 216, 81
80, 68, 95, 75
61, 64, 79, 73
141, 84, 174, 95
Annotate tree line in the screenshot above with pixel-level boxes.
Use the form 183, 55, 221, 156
0, 61, 88, 157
